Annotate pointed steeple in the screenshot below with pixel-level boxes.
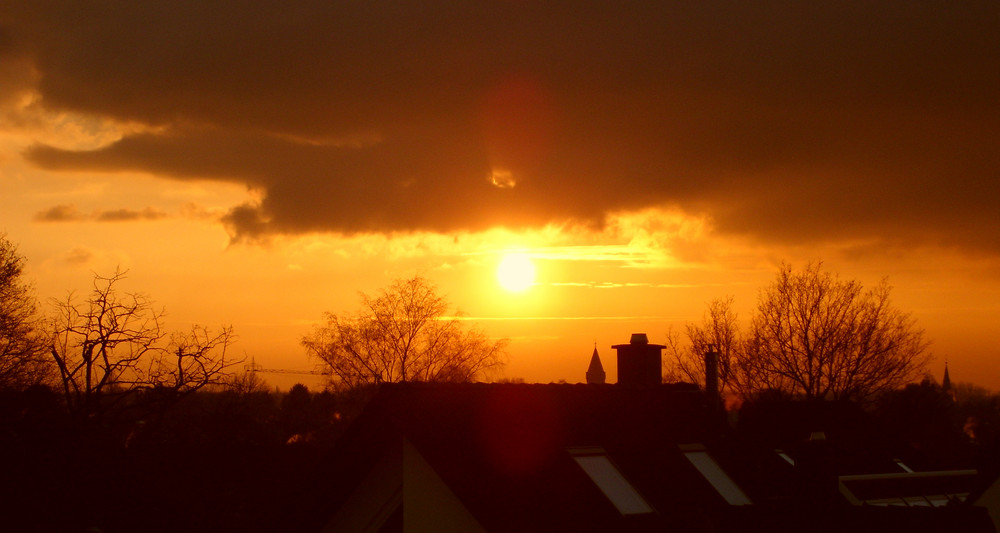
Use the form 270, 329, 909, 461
942, 362, 956, 402
586, 346, 606, 384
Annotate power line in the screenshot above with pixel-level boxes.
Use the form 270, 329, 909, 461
245, 358, 330, 376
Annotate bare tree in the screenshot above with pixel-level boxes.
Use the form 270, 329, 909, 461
664, 296, 740, 397
0, 234, 51, 390
48, 270, 242, 419
141, 325, 240, 396
226, 368, 273, 395
303, 276, 507, 391
735, 262, 929, 402
49, 269, 164, 418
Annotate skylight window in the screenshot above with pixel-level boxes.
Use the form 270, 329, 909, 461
838, 470, 975, 508
776, 450, 795, 466
569, 447, 654, 515
679, 444, 752, 506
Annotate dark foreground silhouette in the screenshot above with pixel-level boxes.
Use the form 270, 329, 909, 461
2, 379, 998, 532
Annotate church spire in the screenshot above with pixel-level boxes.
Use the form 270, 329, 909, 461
586, 345, 606, 384
942, 362, 956, 402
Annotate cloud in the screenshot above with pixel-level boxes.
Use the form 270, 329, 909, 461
548, 282, 700, 290
5, 1, 998, 253
48, 246, 132, 270
179, 202, 226, 221
34, 204, 84, 222
62, 247, 93, 266
94, 207, 167, 222
35, 204, 168, 222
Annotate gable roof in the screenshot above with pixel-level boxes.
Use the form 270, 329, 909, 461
285, 382, 995, 533
309, 382, 735, 531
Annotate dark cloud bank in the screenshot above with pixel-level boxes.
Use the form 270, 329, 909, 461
4, 1, 998, 251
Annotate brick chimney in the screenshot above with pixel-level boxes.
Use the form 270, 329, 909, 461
612, 333, 664, 387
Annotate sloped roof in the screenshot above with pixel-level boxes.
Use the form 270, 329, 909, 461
286, 382, 995, 533
312, 382, 731, 531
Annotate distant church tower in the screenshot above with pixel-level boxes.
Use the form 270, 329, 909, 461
943, 362, 956, 402
586, 346, 606, 384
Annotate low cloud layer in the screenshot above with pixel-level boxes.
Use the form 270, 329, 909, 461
3, 1, 997, 252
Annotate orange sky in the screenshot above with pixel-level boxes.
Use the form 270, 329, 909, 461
1, 1, 998, 390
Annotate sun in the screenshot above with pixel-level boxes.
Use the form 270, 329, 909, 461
497, 253, 536, 292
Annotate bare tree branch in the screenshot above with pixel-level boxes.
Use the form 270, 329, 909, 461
735, 262, 930, 402
303, 276, 507, 391
47, 269, 164, 419
140, 325, 242, 397
666, 263, 930, 403
663, 296, 740, 396
47, 270, 244, 421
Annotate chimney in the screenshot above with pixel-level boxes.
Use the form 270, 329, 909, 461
704, 344, 720, 411
612, 333, 664, 387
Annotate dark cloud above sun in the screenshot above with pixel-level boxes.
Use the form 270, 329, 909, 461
4, 1, 997, 251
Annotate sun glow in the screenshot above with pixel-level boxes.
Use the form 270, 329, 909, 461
497, 253, 536, 292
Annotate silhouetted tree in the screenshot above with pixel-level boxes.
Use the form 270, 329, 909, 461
668, 263, 930, 403
48, 269, 163, 419
303, 276, 507, 391
735, 262, 929, 402
142, 325, 240, 397
0, 234, 51, 390
873, 378, 965, 469
664, 296, 739, 396
953, 383, 1000, 472
48, 269, 241, 420
226, 368, 272, 395
281, 382, 313, 440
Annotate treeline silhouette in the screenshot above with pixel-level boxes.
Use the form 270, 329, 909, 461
739, 379, 1000, 480
0, 381, 374, 533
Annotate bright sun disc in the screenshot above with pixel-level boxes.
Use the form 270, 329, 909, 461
497, 253, 536, 292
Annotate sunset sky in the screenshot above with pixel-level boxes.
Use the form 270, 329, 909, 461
2, 1, 998, 390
